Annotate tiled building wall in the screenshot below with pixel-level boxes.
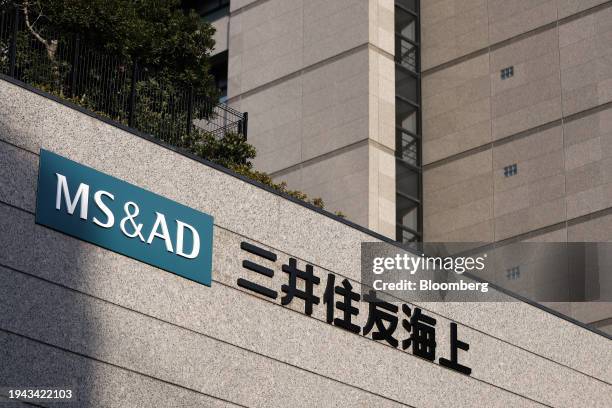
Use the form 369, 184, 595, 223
226, 0, 397, 238
420, 0, 611, 71
421, 1, 612, 330
422, 2, 612, 243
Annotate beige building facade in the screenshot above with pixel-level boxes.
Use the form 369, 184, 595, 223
205, 0, 612, 332
420, 0, 612, 331
210, 0, 399, 239
208, 0, 612, 245
421, 0, 612, 244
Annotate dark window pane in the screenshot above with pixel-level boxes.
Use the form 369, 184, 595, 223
210, 51, 228, 102
396, 99, 418, 133
395, 7, 416, 39
185, 0, 230, 16
396, 67, 418, 102
397, 160, 419, 198
397, 225, 419, 243
396, 194, 419, 230
503, 163, 518, 177
396, 0, 417, 12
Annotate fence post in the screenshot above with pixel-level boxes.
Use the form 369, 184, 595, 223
186, 87, 194, 135
242, 112, 248, 139
128, 61, 138, 127
0, 9, 4, 51
8, 4, 19, 78
69, 34, 80, 97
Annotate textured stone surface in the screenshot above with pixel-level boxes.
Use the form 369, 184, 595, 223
0, 189, 611, 405
422, 54, 491, 164
422, 3, 612, 245
488, 0, 557, 44
1, 80, 612, 408
557, 0, 611, 20
0, 79, 362, 278
0, 266, 543, 408
490, 29, 563, 140
0, 269, 410, 408
226, 0, 396, 237
0, 396, 34, 407
211, 14, 229, 55
274, 145, 371, 226
422, 0, 612, 71
421, 0, 489, 70
1, 233, 610, 408
0, 331, 240, 407
560, 6, 612, 115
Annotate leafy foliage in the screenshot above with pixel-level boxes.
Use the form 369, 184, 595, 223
2, 0, 342, 214
180, 131, 339, 212
11, 0, 217, 94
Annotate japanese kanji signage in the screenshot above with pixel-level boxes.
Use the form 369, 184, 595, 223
237, 241, 472, 376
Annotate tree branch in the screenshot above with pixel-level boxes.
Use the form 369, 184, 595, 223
22, 1, 47, 46
22, 0, 57, 60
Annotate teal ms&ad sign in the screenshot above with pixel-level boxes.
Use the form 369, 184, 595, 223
35, 149, 214, 286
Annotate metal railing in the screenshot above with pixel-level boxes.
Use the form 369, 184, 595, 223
0, 5, 247, 146
395, 34, 418, 73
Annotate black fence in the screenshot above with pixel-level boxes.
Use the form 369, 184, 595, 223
0, 5, 247, 146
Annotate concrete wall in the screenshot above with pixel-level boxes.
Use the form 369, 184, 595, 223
1, 78, 611, 407
226, 0, 396, 237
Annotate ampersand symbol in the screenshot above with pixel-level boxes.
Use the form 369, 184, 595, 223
120, 201, 145, 241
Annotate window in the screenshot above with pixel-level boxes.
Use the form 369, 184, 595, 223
396, 194, 420, 231
501, 66, 514, 80
396, 67, 418, 102
396, 0, 417, 12
503, 164, 518, 177
395, 6, 417, 40
395, 0, 421, 243
396, 159, 420, 198
396, 98, 418, 133
397, 225, 420, 243
395, 2, 418, 72
506, 266, 520, 280
185, 0, 229, 16
395, 37, 418, 72
210, 51, 228, 103
396, 129, 419, 166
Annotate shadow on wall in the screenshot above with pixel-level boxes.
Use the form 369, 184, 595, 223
0, 138, 99, 406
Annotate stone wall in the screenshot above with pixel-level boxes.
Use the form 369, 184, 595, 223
0, 78, 610, 407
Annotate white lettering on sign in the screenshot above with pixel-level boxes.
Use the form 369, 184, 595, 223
55, 173, 89, 219
147, 212, 174, 252
54, 173, 201, 259
93, 190, 115, 228
176, 220, 200, 259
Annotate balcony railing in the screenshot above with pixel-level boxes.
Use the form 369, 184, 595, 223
0, 5, 247, 146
